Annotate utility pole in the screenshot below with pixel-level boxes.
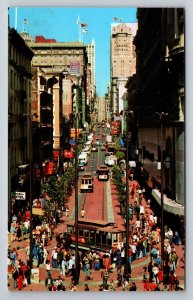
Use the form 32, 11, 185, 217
74, 108, 79, 284
125, 110, 133, 278
156, 111, 168, 267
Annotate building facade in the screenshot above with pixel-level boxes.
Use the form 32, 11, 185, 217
110, 22, 137, 114
133, 8, 184, 220
21, 33, 89, 149
8, 28, 34, 223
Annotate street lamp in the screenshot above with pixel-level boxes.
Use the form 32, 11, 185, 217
125, 110, 133, 278
156, 111, 168, 267
74, 112, 79, 284
22, 113, 38, 269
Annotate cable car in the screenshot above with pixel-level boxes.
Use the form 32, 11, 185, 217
66, 219, 124, 251
80, 173, 94, 193
97, 165, 109, 181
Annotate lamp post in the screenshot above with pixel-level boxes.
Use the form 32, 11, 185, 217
22, 112, 38, 269
156, 111, 168, 267
125, 110, 133, 278
74, 112, 79, 284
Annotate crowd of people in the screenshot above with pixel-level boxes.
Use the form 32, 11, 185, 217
7, 177, 184, 292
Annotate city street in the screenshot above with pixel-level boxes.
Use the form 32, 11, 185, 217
8, 127, 185, 291
7, 7, 185, 293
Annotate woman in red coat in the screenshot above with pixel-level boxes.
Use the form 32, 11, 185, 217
17, 268, 23, 290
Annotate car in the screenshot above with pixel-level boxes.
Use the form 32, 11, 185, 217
91, 147, 98, 152
82, 148, 90, 156
100, 145, 106, 151
96, 135, 101, 140
94, 141, 100, 146
105, 151, 114, 156
78, 162, 85, 171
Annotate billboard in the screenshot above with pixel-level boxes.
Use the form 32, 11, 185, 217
70, 61, 80, 75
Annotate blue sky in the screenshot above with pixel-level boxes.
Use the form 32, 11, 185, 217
8, 7, 137, 96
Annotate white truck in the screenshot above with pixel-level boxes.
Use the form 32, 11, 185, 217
105, 155, 117, 166
78, 152, 88, 165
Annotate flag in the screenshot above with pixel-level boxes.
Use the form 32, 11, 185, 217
76, 16, 80, 25
82, 28, 88, 34
81, 23, 88, 27
113, 17, 118, 21
23, 19, 28, 24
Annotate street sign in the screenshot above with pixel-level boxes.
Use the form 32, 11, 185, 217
14, 192, 26, 200
69, 139, 75, 145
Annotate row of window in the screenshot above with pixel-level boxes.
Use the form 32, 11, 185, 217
9, 45, 31, 72
9, 69, 31, 98
35, 49, 82, 54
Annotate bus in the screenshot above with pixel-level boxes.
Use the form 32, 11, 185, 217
97, 165, 109, 181
80, 173, 94, 193
66, 219, 124, 251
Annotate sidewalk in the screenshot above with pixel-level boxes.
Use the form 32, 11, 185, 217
8, 177, 185, 291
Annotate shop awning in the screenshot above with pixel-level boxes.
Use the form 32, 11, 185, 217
152, 189, 184, 216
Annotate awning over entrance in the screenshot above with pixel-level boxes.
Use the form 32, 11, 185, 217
152, 189, 184, 216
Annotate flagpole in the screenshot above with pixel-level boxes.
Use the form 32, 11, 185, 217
79, 24, 81, 42
77, 16, 81, 42
15, 7, 18, 30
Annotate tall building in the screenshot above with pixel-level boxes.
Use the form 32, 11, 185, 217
110, 23, 137, 114
86, 38, 95, 90
133, 8, 184, 226
20, 33, 89, 149
8, 28, 34, 223
86, 39, 96, 114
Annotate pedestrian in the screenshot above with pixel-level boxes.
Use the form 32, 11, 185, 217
129, 282, 137, 291
10, 223, 16, 242
65, 205, 69, 217
168, 228, 173, 243
45, 274, 53, 290
170, 250, 178, 271
12, 214, 17, 224
51, 248, 58, 268
12, 267, 18, 288
84, 283, 90, 291
17, 268, 23, 291
67, 264, 77, 284
152, 264, 159, 283
143, 278, 150, 291
109, 278, 116, 291
16, 225, 22, 242
85, 262, 92, 281
61, 258, 66, 277
149, 278, 157, 291
45, 260, 51, 276
81, 208, 86, 218
101, 268, 109, 289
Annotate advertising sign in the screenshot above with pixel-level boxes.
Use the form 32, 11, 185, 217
64, 150, 74, 158
14, 192, 26, 200
70, 61, 80, 75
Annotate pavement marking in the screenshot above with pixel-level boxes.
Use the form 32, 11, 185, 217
106, 180, 115, 224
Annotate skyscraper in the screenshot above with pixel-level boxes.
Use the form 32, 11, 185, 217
110, 22, 137, 114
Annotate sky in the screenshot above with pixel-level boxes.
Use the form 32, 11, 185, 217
8, 7, 137, 96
